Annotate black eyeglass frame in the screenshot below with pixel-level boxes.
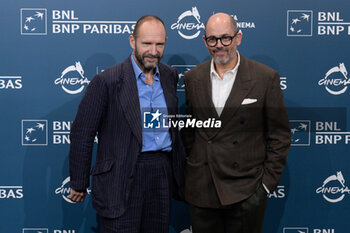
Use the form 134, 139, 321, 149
204, 31, 239, 47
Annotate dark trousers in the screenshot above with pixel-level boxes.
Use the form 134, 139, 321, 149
99, 151, 173, 233
189, 185, 268, 233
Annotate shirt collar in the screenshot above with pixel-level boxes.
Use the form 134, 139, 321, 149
210, 50, 240, 79
131, 55, 160, 80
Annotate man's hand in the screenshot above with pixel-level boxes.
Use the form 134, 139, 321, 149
67, 188, 87, 202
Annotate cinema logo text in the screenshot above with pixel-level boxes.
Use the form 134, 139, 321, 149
55, 177, 91, 203
54, 62, 90, 95
318, 63, 349, 95
316, 171, 350, 203
230, 14, 256, 30
171, 7, 205, 40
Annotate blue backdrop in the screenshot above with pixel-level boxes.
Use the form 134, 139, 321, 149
1, 0, 350, 233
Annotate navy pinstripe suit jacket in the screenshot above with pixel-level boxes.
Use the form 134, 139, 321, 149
69, 56, 185, 218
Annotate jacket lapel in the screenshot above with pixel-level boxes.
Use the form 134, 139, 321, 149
118, 56, 142, 145
207, 55, 256, 139
194, 61, 220, 120
219, 56, 256, 123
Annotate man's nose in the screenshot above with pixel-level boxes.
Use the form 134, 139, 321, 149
149, 44, 158, 55
216, 39, 224, 48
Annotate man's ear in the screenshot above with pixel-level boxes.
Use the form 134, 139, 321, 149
236, 32, 242, 46
202, 35, 208, 48
129, 35, 135, 50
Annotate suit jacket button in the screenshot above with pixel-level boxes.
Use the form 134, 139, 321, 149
233, 162, 239, 168
208, 140, 212, 144
233, 140, 238, 144
240, 120, 245, 125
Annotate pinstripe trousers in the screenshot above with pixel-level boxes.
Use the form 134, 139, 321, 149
99, 151, 173, 233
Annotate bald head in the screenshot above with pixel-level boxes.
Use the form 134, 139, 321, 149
203, 12, 242, 67
205, 13, 237, 36
133, 15, 167, 38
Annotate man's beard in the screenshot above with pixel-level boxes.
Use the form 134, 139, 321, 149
135, 46, 162, 72
212, 48, 235, 65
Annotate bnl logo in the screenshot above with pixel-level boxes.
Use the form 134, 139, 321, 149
171, 65, 196, 92
290, 120, 311, 146
20, 8, 47, 35
287, 10, 313, 36
284, 228, 335, 233
21, 120, 48, 146
284, 228, 308, 233
144, 110, 162, 129
23, 229, 48, 233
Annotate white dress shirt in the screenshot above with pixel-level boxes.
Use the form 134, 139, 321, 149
210, 51, 240, 116
210, 51, 271, 194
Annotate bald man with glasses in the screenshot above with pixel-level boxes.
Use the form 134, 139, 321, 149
182, 13, 291, 233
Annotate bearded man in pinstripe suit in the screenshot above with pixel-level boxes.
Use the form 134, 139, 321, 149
67, 15, 185, 233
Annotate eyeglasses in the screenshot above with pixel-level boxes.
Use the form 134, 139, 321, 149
204, 31, 239, 47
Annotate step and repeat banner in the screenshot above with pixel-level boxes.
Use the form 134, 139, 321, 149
1, 0, 349, 232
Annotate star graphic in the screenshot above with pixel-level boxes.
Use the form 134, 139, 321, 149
25, 16, 35, 23
301, 13, 310, 21
298, 231, 305, 233
299, 123, 308, 131
32, 138, 37, 142
36, 123, 45, 130
31, 28, 36, 32
291, 128, 299, 134
297, 29, 302, 33
24, 25, 29, 31
151, 109, 162, 122
34, 11, 44, 20
294, 139, 300, 142
25, 136, 30, 141
292, 18, 301, 24
290, 26, 295, 32
26, 127, 36, 134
